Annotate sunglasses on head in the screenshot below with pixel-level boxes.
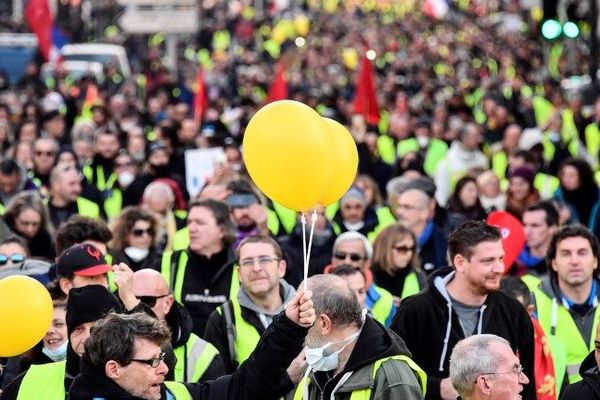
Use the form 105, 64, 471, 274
136, 294, 169, 307
333, 252, 364, 262
0, 254, 25, 265
131, 228, 153, 237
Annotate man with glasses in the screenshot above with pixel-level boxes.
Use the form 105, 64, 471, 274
47, 164, 100, 230
449, 334, 529, 400
326, 231, 396, 326
204, 235, 296, 372
30, 137, 59, 194
394, 185, 447, 272
133, 268, 226, 382
68, 288, 315, 399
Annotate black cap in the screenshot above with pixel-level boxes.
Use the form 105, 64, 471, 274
66, 285, 121, 334
56, 243, 112, 278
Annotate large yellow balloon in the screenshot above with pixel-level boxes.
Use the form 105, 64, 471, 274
243, 100, 334, 211
0, 276, 53, 357
319, 118, 359, 207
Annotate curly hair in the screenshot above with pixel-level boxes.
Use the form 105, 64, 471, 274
109, 206, 160, 251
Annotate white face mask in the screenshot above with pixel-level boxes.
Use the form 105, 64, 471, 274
304, 331, 360, 372
42, 340, 68, 362
118, 171, 135, 188
417, 136, 430, 147
124, 246, 150, 262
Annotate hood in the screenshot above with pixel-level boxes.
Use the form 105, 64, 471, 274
429, 266, 489, 372
342, 315, 412, 373
237, 279, 296, 318
165, 301, 194, 348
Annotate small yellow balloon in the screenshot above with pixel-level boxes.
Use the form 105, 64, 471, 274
243, 100, 334, 211
272, 25, 287, 44
342, 48, 359, 70
319, 118, 359, 207
293, 15, 310, 37
0, 276, 53, 357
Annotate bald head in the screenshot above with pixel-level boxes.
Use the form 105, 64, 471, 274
133, 269, 173, 320
306, 274, 362, 328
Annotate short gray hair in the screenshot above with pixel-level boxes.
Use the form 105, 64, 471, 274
333, 231, 373, 260
449, 334, 510, 397
307, 274, 363, 328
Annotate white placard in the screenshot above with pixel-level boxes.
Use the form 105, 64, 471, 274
185, 147, 225, 198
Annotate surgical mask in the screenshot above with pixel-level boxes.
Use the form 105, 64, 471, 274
124, 246, 150, 262
131, 152, 145, 163
343, 221, 365, 232
305, 331, 360, 372
417, 136, 430, 147
118, 171, 135, 188
42, 340, 68, 362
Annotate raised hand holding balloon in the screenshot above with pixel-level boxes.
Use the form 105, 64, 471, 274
243, 100, 358, 289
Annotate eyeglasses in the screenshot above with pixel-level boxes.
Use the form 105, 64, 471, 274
478, 364, 524, 382
131, 228, 153, 237
239, 257, 280, 268
333, 252, 364, 262
130, 352, 165, 368
0, 254, 25, 265
393, 245, 416, 254
35, 150, 56, 157
136, 294, 170, 307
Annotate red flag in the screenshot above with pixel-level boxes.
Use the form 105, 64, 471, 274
193, 69, 206, 125
353, 53, 380, 125
266, 62, 288, 104
531, 317, 557, 400
24, 0, 53, 62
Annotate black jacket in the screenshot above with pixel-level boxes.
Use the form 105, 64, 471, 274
68, 312, 306, 400
418, 223, 447, 273
171, 248, 237, 337
165, 301, 225, 382
307, 315, 418, 399
562, 351, 600, 399
390, 267, 536, 400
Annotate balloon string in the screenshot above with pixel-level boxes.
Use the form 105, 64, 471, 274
303, 209, 318, 292
301, 213, 307, 291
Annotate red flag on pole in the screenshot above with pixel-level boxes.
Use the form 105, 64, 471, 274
24, 0, 53, 62
266, 62, 288, 104
193, 69, 206, 125
353, 53, 380, 125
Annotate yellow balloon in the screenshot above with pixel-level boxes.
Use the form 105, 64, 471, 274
319, 118, 359, 207
0, 276, 53, 357
342, 48, 359, 70
293, 15, 310, 37
243, 100, 334, 211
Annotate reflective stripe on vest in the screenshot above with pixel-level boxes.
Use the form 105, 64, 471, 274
533, 173, 560, 200
492, 151, 508, 180
230, 297, 262, 365
17, 360, 66, 400
164, 381, 193, 400
0, 202, 5, 215
76, 196, 100, 218
104, 187, 122, 219
533, 289, 600, 383
173, 228, 189, 251
584, 123, 600, 170
521, 274, 542, 292
272, 202, 297, 235
266, 209, 280, 237
293, 355, 427, 400
83, 164, 117, 192
161, 250, 239, 305
369, 285, 395, 327
397, 138, 448, 177
400, 272, 420, 300
173, 334, 220, 382
377, 135, 396, 165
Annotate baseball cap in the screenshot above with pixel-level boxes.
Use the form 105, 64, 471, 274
56, 243, 112, 277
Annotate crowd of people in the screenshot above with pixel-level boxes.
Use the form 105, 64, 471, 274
1, 0, 600, 398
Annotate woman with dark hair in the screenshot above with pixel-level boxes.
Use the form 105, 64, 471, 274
506, 166, 540, 220
554, 158, 600, 227
447, 176, 488, 221
371, 223, 427, 307
109, 206, 161, 271
3, 190, 55, 260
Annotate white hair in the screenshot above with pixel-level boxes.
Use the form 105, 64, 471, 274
333, 231, 373, 260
